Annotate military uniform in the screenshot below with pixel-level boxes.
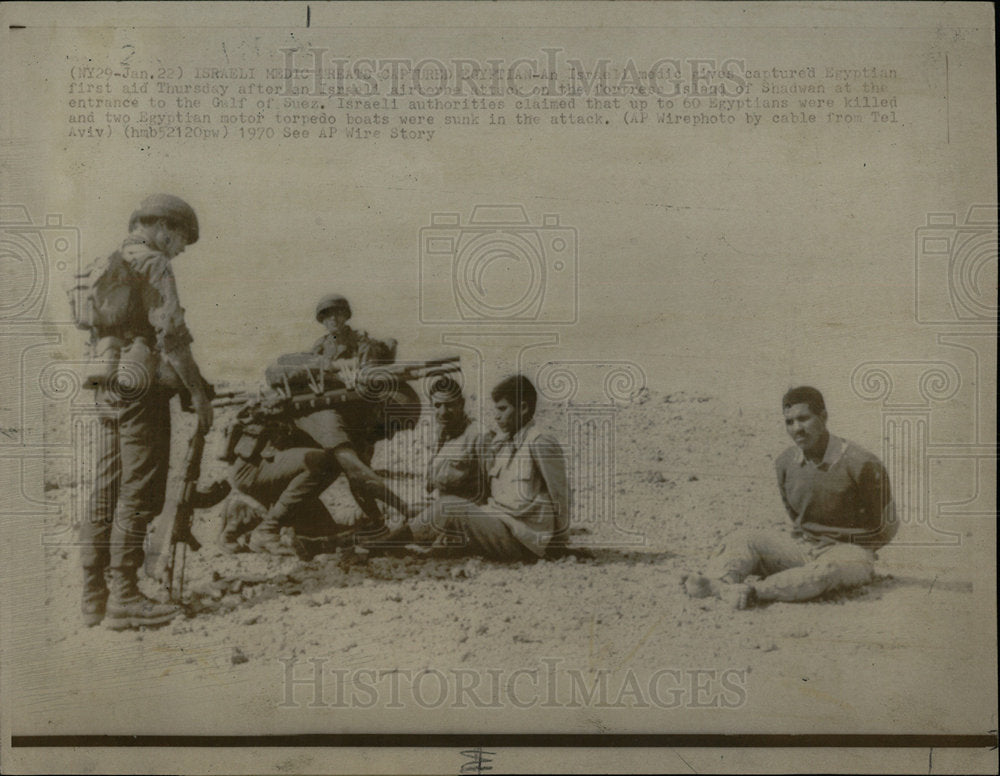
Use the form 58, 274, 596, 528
220, 422, 345, 553
311, 326, 362, 362
80, 236, 194, 569
80, 196, 205, 629
425, 414, 491, 502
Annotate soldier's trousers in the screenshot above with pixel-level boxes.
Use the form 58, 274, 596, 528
79, 390, 171, 570
230, 448, 340, 536
706, 528, 875, 602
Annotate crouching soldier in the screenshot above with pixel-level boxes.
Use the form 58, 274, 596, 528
217, 415, 346, 556
218, 295, 416, 555
683, 386, 898, 609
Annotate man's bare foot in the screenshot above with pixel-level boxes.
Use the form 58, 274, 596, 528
682, 572, 756, 609
719, 582, 756, 610
682, 572, 719, 599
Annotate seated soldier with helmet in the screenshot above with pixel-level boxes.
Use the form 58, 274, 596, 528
311, 293, 397, 366
217, 293, 415, 556
312, 294, 361, 362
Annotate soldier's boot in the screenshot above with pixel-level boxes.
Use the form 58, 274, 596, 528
81, 566, 108, 627
248, 519, 297, 557
104, 568, 182, 630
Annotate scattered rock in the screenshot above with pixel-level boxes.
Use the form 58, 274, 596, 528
230, 647, 249, 665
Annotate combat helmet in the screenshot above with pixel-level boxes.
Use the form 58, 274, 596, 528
128, 194, 199, 244
316, 293, 352, 322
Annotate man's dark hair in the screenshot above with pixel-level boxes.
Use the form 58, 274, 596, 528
491, 374, 538, 418
429, 374, 463, 403
782, 385, 826, 415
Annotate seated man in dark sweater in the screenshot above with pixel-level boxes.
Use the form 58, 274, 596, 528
684, 386, 897, 609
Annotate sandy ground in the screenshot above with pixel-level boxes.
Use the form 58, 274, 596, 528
14, 387, 996, 738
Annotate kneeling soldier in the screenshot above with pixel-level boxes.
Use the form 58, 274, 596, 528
217, 417, 346, 556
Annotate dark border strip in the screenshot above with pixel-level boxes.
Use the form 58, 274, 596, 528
11, 734, 998, 748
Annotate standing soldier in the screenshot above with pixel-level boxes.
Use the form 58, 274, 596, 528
78, 194, 214, 629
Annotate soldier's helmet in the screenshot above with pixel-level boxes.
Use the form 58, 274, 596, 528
128, 194, 199, 245
316, 293, 352, 322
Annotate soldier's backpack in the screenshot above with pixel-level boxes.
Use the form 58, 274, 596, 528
66, 250, 138, 332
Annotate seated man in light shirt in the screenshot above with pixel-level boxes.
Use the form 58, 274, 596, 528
424, 375, 491, 503
413, 374, 569, 561
683, 385, 898, 609
406, 375, 491, 542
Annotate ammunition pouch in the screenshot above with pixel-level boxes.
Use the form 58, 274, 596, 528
224, 420, 269, 463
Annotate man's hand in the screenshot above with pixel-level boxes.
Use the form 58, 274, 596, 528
338, 360, 359, 390
192, 389, 214, 434
166, 345, 215, 432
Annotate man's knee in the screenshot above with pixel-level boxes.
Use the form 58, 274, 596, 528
335, 448, 382, 491
819, 545, 875, 587
302, 449, 336, 476
712, 528, 761, 558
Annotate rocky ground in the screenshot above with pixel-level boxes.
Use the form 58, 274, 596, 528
19, 388, 994, 737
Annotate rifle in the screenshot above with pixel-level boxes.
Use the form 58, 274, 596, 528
146, 426, 230, 601
214, 355, 462, 414
259, 354, 461, 399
